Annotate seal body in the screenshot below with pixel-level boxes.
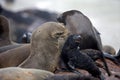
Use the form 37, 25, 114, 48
19, 22, 69, 72
0, 67, 54, 80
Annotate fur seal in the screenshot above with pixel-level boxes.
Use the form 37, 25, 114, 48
0, 44, 23, 53
0, 67, 54, 80
0, 15, 11, 47
57, 10, 111, 76
61, 34, 104, 80
19, 22, 69, 72
45, 73, 98, 80
103, 45, 116, 55
103, 49, 120, 65
57, 10, 102, 50
0, 44, 30, 68
0, 15, 28, 53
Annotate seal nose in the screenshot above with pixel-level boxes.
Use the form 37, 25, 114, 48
73, 34, 81, 40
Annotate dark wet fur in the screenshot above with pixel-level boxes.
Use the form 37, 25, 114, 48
78, 34, 99, 50
81, 49, 102, 61
103, 53, 120, 65
61, 35, 104, 80
115, 49, 120, 60
108, 49, 120, 64
58, 10, 110, 76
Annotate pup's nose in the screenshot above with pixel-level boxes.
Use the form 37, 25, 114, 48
73, 34, 81, 40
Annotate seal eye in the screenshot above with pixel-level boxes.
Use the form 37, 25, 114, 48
54, 32, 64, 39
56, 32, 64, 35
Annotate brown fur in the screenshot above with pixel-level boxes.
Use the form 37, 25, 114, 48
0, 67, 54, 80
57, 10, 111, 76
103, 45, 116, 55
0, 44, 24, 53
45, 73, 98, 80
0, 15, 28, 53
0, 44, 30, 68
0, 15, 11, 47
57, 10, 102, 50
19, 22, 69, 72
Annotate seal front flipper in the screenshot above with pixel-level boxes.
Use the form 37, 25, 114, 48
104, 52, 120, 65
68, 61, 82, 75
114, 49, 120, 59
114, 49, 120, 63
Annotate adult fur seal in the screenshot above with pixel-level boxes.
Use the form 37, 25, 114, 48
0, 15, 26, 53
57, 10, 102, 50
19, 22, 69, 72
45, 74, 98, 80
0, 44, 30, 68
103, 45, 116, 55
0, 15, 11, 47
0, 44, 23, 53
0, 67, 54, 80
57, 10, 111, 76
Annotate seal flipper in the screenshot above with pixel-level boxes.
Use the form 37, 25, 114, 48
99, 74, 105, 80
100, 52, 111, 76
67, 61, 82, 75
104, 52, 120, 65
114, 49, 120, 63
114, 49, 120, 59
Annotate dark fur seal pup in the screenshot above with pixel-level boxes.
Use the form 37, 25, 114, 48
19, 22, 69, 72
61, 35, 104, 80
57, 10, 111, 76
61, 34, 111, 76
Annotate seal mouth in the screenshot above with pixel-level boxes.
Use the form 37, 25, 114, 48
75, 39, 81, 43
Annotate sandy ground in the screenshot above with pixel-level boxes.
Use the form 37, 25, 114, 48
0, 0, 120, 52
